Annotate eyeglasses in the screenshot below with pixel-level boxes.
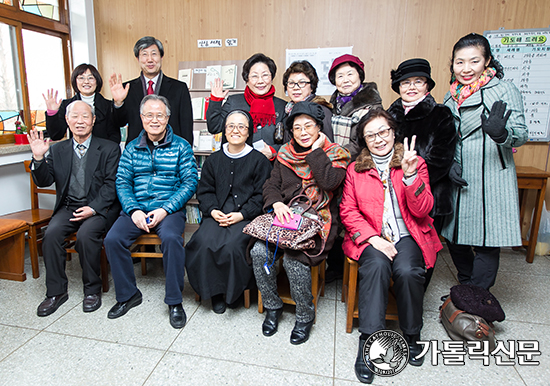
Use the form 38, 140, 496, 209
287, 80, 311, 89
225, 124, 248, 132
76, 76, 96, 82
249, 73, 271, 82
293, 123, 318, 133
399, 79, 426, 88
364, 127, 392, 142
142, 113, 168, 122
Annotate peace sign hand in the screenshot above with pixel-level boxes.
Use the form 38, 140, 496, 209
401, 135, 418, 177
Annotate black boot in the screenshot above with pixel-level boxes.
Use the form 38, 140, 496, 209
355, 337, 374, 384
405, 333, 424, 366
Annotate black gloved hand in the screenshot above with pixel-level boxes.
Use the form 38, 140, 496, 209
449, 161, 468, 187
481, 100, 512, 144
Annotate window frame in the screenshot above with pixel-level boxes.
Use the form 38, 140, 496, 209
0, 0, 71, 131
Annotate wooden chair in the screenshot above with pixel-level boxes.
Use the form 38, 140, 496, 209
258, 257, 326, 322
130, 231, 250, 308
342, 256, 398, 333
0, 160, 54, 278
0, 219, 29, 281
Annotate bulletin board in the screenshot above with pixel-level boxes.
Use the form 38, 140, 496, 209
484, 28, 550, 141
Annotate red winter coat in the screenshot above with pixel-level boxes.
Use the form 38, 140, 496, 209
340, 143, 442, 268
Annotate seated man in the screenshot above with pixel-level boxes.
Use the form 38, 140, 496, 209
105, 94, 198, 329
28, 100, 121, 317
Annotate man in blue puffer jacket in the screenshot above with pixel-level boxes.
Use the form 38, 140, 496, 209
104, 94, 198, 329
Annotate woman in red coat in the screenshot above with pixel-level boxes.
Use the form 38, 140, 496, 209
340, 108, 441, 384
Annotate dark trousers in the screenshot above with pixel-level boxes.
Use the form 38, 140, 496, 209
357, 236, 425, 336
446, 240, 500, 290
104, 211, 186, 305
42, 205, 107, 297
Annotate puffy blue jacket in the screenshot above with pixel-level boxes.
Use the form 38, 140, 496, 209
117, 126, 198, 215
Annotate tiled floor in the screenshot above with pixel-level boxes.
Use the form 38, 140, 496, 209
1, 242, 549, 385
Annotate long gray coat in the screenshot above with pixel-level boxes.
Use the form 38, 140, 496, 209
442, 77, 527, 247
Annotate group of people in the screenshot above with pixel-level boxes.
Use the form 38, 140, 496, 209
29, 32, 526, 384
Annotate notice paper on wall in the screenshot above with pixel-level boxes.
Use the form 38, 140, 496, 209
485, 28, 550, 141
285, 46, 353, 96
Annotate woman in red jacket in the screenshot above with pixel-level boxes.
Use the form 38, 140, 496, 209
340, 108, 442, 384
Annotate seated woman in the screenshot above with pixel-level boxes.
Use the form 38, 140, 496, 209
281, 60, 334, 141
328, 54, 382, 157
206, 53, 286, 160
339, 108, 442, 383
43, 63, 120, 143
251, 101, 350, 345
186, 110, 272, 314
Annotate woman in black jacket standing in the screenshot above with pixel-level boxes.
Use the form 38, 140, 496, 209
388, 58, 457, 233
387, 58, 457, 290
43, 63, 120, 143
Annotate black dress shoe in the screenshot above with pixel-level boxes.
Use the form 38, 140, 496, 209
37, 293, 69, 317
355, 338, 374, 384
290, 319, 314, 345
405, 333, 425, 366
83, 293, 101, 313
107, 290, 142, 319
262, 308, 283, 336
211, 294, 226, 314
169, 303, 187, 329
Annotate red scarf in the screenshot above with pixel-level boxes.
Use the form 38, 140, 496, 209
244, 85, 276, 131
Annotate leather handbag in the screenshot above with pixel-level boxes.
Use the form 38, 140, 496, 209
440, 296, 496, 351
243, 185, 326, 257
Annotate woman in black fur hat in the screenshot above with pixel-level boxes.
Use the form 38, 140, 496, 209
388, 58, 457, 234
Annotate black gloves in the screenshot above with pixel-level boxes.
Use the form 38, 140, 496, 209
449, 161, 468, 187
481, 100, 512, 144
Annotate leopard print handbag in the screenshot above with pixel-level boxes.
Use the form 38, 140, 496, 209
243, 185, 325, 256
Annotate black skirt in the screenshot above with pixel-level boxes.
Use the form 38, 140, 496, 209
185, 217, 253, 304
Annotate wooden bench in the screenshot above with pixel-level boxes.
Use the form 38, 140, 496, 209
0, 219, 29, 281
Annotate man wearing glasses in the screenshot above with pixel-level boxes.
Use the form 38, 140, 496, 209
104, 95, 198, 329
109, 36, 193, 145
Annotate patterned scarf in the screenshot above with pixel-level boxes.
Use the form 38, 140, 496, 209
244, 85, 277, 131
450, 67, 496, 108
277, 138, 351, 242
336, 84, 363, 113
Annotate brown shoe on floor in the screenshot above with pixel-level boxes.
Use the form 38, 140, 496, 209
37, 293, 69, 317
83, 293, 102, 313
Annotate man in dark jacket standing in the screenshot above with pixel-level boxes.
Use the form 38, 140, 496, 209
28, 101, 121, 317
104, 95, 198, 329
109, 36, 194, 145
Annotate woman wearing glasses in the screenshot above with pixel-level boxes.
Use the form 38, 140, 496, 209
281, 61, 334, 141
186, 110, 272, 314
328, 54, 382, 158
340, 108, 441, 383
388, 59, 456, 234
251, 101, 350, 345
207, 53, 286, 160
44, 63, 120, 143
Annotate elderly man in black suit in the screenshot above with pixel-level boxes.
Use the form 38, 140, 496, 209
109, 36, 193, 144
28, 100, 121, 317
